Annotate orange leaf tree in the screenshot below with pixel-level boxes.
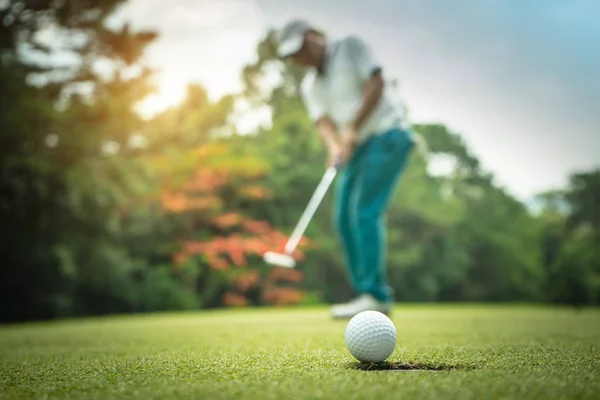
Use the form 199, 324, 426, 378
155, 140, 309, 307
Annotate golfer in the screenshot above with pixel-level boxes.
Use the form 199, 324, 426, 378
276, 19, 416, 318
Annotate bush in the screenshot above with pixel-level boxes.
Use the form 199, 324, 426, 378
134, 265, 199, 312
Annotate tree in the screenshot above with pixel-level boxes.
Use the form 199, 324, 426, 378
0, 0, 159, 321
540, 169, 600, 306
158, 139, 309, 308
417, 124, 545, 301
565, 169, 600, 238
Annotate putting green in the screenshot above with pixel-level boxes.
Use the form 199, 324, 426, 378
1, 305, 598, 399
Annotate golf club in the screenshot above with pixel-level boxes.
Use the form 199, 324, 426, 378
263, 163, 339, 268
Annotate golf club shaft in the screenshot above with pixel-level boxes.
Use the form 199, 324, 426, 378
284, 166, 338, 254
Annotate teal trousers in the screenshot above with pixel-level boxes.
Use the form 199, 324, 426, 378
333, 127, 414, 303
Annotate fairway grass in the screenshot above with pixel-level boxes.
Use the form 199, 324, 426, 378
1, 304, 598, 399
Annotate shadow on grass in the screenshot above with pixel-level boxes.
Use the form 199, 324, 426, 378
347, 361, 480, 372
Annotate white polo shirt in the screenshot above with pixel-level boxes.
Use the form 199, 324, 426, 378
300, 36, 409, 141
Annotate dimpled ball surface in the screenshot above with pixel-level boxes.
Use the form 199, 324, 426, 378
344, 310, 396, 363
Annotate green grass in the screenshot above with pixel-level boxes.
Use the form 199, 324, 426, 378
1, 304, 599, 399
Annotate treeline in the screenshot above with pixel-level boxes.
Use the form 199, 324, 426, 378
1, 1, 598, 323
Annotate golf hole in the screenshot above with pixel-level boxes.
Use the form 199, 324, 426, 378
347, 361, 478, 372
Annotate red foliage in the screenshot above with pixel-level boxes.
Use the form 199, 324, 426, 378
267, 268, 304, 284
234, 270, 261, 293
262, 287, 305, 306
242, 219, 273, 235
213, 212, 244, 229
172, 250, 187, 266
178, 230, 311, 271
161, 192, 221, 212
207, 254, 229, 271
182, 168, 229, 192
161, 142, 311, 308
240, 185, 272, 199
223, 292, 248, 307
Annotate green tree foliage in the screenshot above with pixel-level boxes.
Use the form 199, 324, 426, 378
0, 0, 160, 321
539, 170, 600, 306
416, 125, 544, 301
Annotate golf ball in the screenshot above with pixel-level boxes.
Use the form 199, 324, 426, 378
344, 310, 396, 363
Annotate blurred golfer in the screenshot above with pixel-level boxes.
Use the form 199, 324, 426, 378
276, 19, 416, 318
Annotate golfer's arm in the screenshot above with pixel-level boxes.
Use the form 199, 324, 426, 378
349, 72, 384, 131
315, 116, 341, 149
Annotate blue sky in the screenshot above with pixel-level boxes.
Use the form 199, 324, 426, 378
119, 0, 599, 201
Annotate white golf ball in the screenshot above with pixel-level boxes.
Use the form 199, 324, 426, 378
344, 310, 396, 363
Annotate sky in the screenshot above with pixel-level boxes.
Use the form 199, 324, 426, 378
116, 0, 600, 201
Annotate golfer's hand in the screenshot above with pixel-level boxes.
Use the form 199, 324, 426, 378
341, 126, 359, 164
327, 144, 342, 168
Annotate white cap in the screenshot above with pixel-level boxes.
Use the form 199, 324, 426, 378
276, 19, 313, 58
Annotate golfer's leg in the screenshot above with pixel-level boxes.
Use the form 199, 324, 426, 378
332, 164, 361, 291
355, 128, 414, 302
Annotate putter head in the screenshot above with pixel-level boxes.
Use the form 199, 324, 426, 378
263, 251, 296, 268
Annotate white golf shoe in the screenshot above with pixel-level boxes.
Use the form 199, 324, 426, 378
330, 293, 392, 319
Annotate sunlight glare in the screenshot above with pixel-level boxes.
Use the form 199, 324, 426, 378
136, 73, 187, 119
135, 69, 273, 135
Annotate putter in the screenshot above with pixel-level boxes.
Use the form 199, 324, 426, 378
263, 163, 340, 268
